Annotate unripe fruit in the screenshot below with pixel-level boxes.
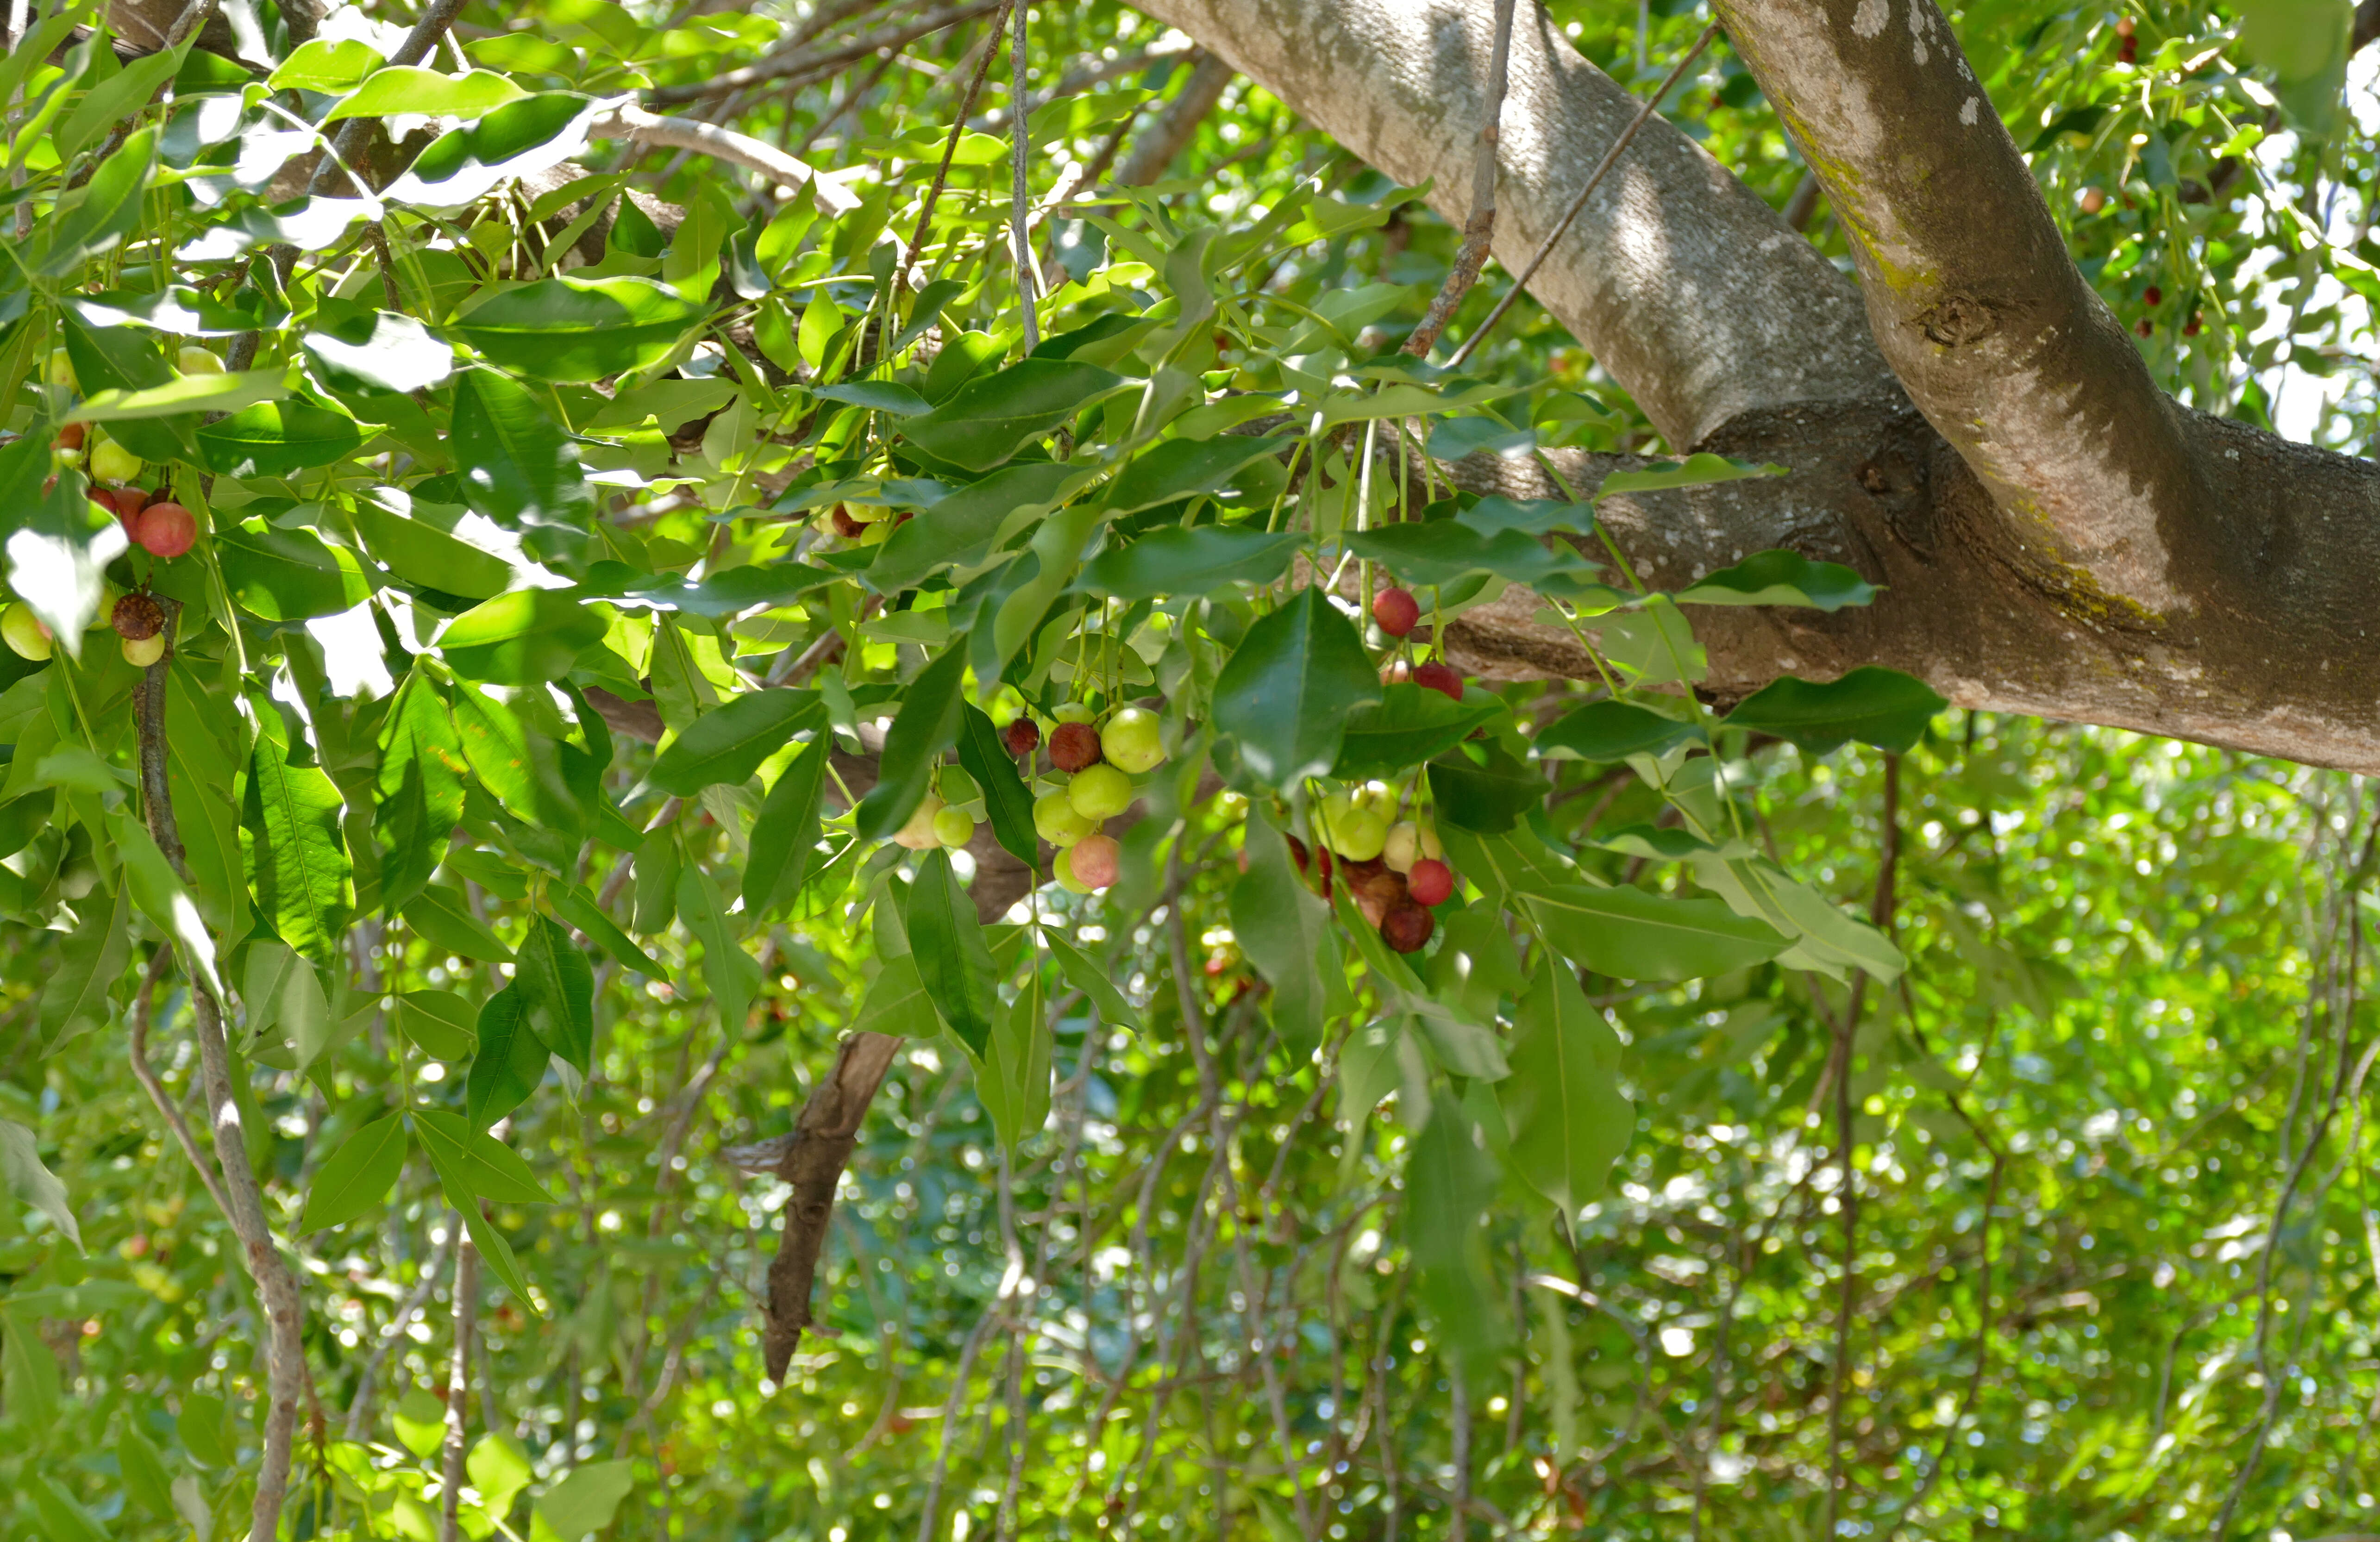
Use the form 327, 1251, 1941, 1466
1321, 793, 1388, 862
46, 349, 76, 392
1049, 720, 1102, 773
1412, 661, 1464, 702
1034, 789, 1095, 847
1407, 858, 1455, 907
133, 502, 197, 559
112, 593, 165, 641
88, 437, 143, 485
177, 345, 225, 375
1069, 831, 1121, 889
1053, 845, 1093, 893
122, 632, 166, 668
1068, 763, 1134, 821
1052, 702, 1096, 724
1, 603, 53, 661
892, 793, 945, 850
1372, 586, 1420, 637
1101, 706, 1165, 774
1381, 901, 1434, 954
1384, 821, 1421, 874
933, 806, 977, 849
858, 520, 892, 545
1003, 717, 1041, 755
844, 501, 890, 523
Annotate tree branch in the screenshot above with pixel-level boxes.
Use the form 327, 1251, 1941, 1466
648, 0, 1007, 108
1112, 49, 1235, 187
589, 105, 863, 212
437, 1227, 481, 1542
1403, 0, 1514, 360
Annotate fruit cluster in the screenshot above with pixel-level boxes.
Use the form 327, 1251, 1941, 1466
1371, 583, 1463, 701
1024, 704, 1166, 893
1288, 784, 1458, 955
813, 502, 913, 547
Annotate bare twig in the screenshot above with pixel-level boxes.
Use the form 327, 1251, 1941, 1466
589, 105, 862, 212
1008, 0, 1039, 350
1446, 22, 1717, 369
1403, 0, 1514, 359
650, 0, 1006, 107
128, 949, 234, 1223
437, 1227, 482, 1542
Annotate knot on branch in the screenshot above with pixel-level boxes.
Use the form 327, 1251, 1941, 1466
1914, 295, 1999, 348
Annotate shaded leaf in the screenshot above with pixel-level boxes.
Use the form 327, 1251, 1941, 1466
465, 984, 548, 1130
1526, 884, 1791, 980
901, 358, 1127, 471
1534, 699, 1701, 762
954, 704, 1038, 869
1674, 549, 1879, 612
1499, 961, 1631, 1215
1078, 525, 1303, 601
1722, 666, 1947, 754
853, 645, 967, 840
1212, 587, 1381, 787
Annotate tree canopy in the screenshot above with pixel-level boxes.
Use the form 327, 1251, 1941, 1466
1, 0, 2378, 1540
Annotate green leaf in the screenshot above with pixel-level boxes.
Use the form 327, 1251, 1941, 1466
1722, 667, 1947, 754
904, 849, 999, 1056
954, 704, 1037, 869
305, 307, 457, 394
384, 92, 605, 208
241, 936, 332, 1070
813, 380, 930, 415
1526, 884, 1791, 980
197, 397, 366, 477
35, 885, 128, 1055
354, 500, 513, 600
468, 1432, 537, 1518
300, 1113, 408, 1231
1077, 526, 1303, 601
676, 864, 759, 1031
851, 954, 941, 1038
38, 127, 156, 276
392, 1388, 446, 1458
3, 1306, 60, 1429
1404, 1102, 1511, 1377
397, 989, 480, 1058
414, 1108, 556, 1204
243, 725, 352, 967
1592, 595, 1704, 686
374, 666, 467, 915
438, 588, 608, 684
1428, 417, 1534, 460
1228, 814, 1335, 1049
215, 521, 372, 620
1534, 699, 1701, 762
268, 37, 384, 93
1212, 587, 1382, 787
972, 966, 1050, 1151
1046, 933, 1140, 1033
1346, 520, 1592, 591
853, 645, 967, 840
900, 359, 1127, 471
403, 883, 514, 963
447, 276, 706, 383
1499, 961, 1631, 1216
515, 914, 595, 1074
70, 368, 289, 423
1334, 683, 1504, 779
0, 1118, 81, 1249
56, 45, 186, 162
554, 884, 669, 979
449, 680, 584, 834
1594, 453, 1785, 499
326, 65, 526, 121
28, 1477, 107, 1542
1105, 434, 1294, 515
1427, 747, 1541, 835
465, 984, 549, 1130
1673, 549, 1878, 612
535, 1460, 637, 1542
650, 687, 822, 795
450, 369, 595, 558
744, 739, 829, 916
1455, 496, 1595, 537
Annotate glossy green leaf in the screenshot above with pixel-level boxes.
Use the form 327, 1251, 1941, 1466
904, 849, 999, 1056
515, 914, 595, 1074
1594, 453, 1785, 499
900, 359, 1127, 471
268, 37, 383, 92
1046, 933, 1140, 1033
1334, 683, 1504, 779
814, 380, 930, 415
414, 1109, 556, 1204
954, 704, 1038, 868
117, 812, 226, 1011
1426, 746, 1541, 835
197, 398, 366, 477
1212, 587, 1382, 787
374, 667, 467, 915
71, 368, 289, 423
397, 989, 480, 1059
1346, 519, 1593, 591
402, 883, 514, 962
1455, 495, 1595, 537
555, 884, 669, 979
447, 276, 706, 383
38, 127, 156, 276
305, 308, 456, 394
1673, 549, 1879, 612
1722, 666, 1947, 754
383, 92, 603, 208
676, 864, 759, 1031
536, 1460, 638, 1542
215, 521, 372, 620
744, 739, 830, 916
35, 885, 128, 1056
325, 66, 526, 121
651, 688, 822, 794
1526, 884, 1791, 980
439, 588, 608, 684
1105, 434, 1293, 515
1498, 961, 1631, 1216
867, 462, 1084, 592
853, 645, 967, 840
465, 984, 549, 1130
354, 501, 514, 600
450, 369, 595, 556
243, 726, 352, 968
973, 966, 1050, 1151
300, 1114, 408, 1231
851, 954, 942, 1038
1077, 525, 1303, 601
1228, 815, 1335, 1049
1534, 699, 1701, 762
449, 680, 584, 833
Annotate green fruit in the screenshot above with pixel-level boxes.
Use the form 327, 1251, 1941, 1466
46, 348, 76, 392
122, 632, 166, 668
1322, 800, 1388, 862
892, 793, 945, 850
176, 345, 224, 375
933, 806, 977, 848
1101, 706, 1166, 774
1052, 845, 1092, 893
1052, 701, 1096, 724
1067, 763, 1134, 821
1034, 789, 1094, 846
88, 437, 142, 484
1, 603, 52, 662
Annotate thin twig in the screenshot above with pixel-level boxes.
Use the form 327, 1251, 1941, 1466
589, 106, 861, 212
346, 1226, 455, 1441
650, 0, 1006, 108
1404, 0, 1515, 359
1008, 0, 1039, 350
1445, 22, 1717, 369
437, 1226, 482, 1542
127, 949, 233, 1222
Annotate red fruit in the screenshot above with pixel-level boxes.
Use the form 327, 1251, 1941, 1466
133, 501, 197, 559
55, 422, 86, 451
1407, 858, 1455, 907
112, 593, 165, 641
1070, 831, 1121, 889
1049, 720, 1102, 773
1003, 717, 1041, 756
1372, 586, 1420, 638
1380, 902, 1434, 954
830, 505, 865, 538
2142, 286, 2161, 307
2184, 313, 2203, 337
1413, 661, 1464, 701
2135, 318, 2153, 338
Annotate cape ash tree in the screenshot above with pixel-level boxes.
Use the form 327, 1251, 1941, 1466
2, 0, 2378, 1538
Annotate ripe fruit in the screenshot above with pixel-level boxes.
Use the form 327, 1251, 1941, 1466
176, 345, 224, 375
88, 437, 142, 484
1069, 831, 1121, 889
1049, 720, 1102, 773
1381, 901, 1434, 954
1380, 658, 1412, 685
55, 423, 86, 452
933, 806, 977, 848
112, 593, 164, 641
1407, 858, 1455, 907
46, 349, 76, 392
893, 793, 946, 850
1412, 661, 1464, 702
1, 603, 52, 661
829, 506, 865, 538
1320, 792, 1388, 862
1382, 820, 1444, 874
1003, 717, 1041, 756
122, 632, 166, 668
2079, 186, 2106, 215
1101, 706, 1166, 774
1068, 763, 1134, 821
1033, 789, 1095, 847
1052, 702, 1096, 724
1053, 845, 1093, 893
2142, 285, 2161, 307
133, 502, 197, 559
1372, 586, 1420, 637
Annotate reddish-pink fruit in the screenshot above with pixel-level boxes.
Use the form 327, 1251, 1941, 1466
134, 501, 197, 559
1071, 831, 1121, 889
1412, 661, 1464, 702
1380, 902, 1435, 954
112, 593, 165, 641
1372, 586, 1420, 638
1049, 720, 1102, 773
1003, 718, 1041, 756
1380, 658, 1412, 685
2143, 285, 2162, 307
55, 422, 86, 451
1407, 858, 1454, 907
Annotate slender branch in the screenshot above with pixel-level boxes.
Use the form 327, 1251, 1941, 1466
648, 0, 1007, 108
1112, 50, 1235, 187
437, 1226, 482, 1542
589, 105, 862, 212
135, 602, 307, 1542
127, 948, 233, 1223
1403, 0, 1514, 359
1008, 0, 1039, 350
313, 0, 470, 191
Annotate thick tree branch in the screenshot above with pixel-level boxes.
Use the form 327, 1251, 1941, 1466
1131, 0, 1892, 446
1113, 49, 1236, 187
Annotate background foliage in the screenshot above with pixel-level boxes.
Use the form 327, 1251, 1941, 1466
3, 0, 2379, 1540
